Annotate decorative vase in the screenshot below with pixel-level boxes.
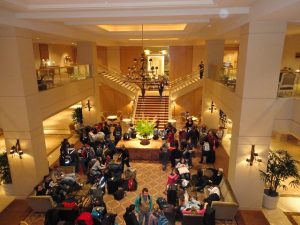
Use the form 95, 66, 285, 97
262, 190, 279, 209
140, 139, 150, 145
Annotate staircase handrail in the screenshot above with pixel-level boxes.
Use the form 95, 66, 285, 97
98, 64, 139, 91
169, 70, 200, 88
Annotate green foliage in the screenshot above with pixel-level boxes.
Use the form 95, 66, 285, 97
72, 107, 83, 124
259, 149, 300, 196
0, 152, 12, 184
135, 119, 155, 139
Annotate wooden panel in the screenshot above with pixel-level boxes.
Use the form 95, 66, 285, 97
97, 46, 107, 66
169, 46, 193, 81
39, 43, 49, 60
174, 87, 203, 123
120, 46, 143, 75
99, 84, 132, 116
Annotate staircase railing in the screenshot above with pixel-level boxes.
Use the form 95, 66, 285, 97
169, 70, 200, 89
98, 64, 139, 92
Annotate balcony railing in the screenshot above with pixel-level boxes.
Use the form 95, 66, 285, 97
277, 69, 300, 98
36, 64, 90, 91
214, 66, 237, 92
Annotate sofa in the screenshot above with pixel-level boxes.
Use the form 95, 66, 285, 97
205, 177, 239, 220
27, 166, 75, 212
27, 194, 57, 212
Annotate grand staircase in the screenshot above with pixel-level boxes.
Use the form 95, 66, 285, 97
134, 96, 169, 129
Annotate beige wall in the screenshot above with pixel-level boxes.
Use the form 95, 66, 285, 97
282, 34, 300, 70
120, 46, 143, 75
33, 43, 41, 69
174, 87, 202, 122
192, 45, 205, 72
107, 46, 120, 71
97, 46, 107, 66
48, 44, 76, 67
99, 84, 132, 116
169, 46, 193, 81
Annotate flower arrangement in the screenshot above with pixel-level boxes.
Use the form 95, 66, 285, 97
135, 119, 155, 139
259, 149, 300, 197
0, 152, 12, 184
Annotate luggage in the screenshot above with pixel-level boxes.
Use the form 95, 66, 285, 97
124, 168, 137, 179
114, 188, 125, 200
167, 188, 177, 206
156, 197, 168, 210
123, 133, 130, 140
89, 183, 104, 198
127, 178, 138, 191
107, 178, 119, 194
75, 212, 94, 225
131, 131, 137, 139
203, 206, 215, 225
91, 206, 105, 219
101, 213, 117, 225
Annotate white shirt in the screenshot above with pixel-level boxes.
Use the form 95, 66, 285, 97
208, 186, 220, 197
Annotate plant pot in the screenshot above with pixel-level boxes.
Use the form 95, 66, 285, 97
262, 191, 279, 209
140, 139, 150, 145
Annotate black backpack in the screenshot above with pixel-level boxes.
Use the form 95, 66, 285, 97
123, 133, 130, 140
114, 189, 125, 200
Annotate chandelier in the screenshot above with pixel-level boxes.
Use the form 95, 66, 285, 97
124, 25, 167, 90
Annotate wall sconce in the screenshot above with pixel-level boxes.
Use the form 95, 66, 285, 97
85, 100, 93, 111
246, 145, 262, 166
10, 139, 23, 159
208, 101, 217, 114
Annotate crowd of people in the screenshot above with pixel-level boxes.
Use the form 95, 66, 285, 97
39, 112, 226, 225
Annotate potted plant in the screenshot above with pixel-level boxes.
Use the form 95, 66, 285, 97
0, 152, 12, 185
72, 107, 83, 131
135, 119, 155, 145
259, 149, 300, 209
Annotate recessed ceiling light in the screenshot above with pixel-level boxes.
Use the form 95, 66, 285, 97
71, 42, 77, 45
129, 38, 179, 41
98, 24, 186, 32
35, 37, 40, 40
207, 24, 212, 28
234, 40, 238, 43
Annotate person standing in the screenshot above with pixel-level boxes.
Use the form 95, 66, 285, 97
119, 144, 130, 172
159, 141, 169, 171
158, 81, 164, 98
199, 61, 204, 79
135, 188, 153, 225
113, 123, 122, 145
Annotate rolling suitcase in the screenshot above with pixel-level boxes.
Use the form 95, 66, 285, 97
203, 206, 215, 225
107, 178, 119, 194
167, 185, 177, 206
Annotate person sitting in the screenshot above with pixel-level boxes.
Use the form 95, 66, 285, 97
203, 185, 220, 206
90, 157, 106, 177
127, 123, 136, 138
196, 168, 223, 192
35, 184, 47, 196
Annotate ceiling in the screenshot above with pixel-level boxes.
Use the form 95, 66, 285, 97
1, 0, 300, 46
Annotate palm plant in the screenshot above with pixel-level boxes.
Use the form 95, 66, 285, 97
135, 119, 155, 139
259, 149, 300, 197
0, 152, 12, 184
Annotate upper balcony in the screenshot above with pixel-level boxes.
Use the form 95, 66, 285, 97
277, 68, 300, 98
36, 64, 90, 91
209, 64, 237, 92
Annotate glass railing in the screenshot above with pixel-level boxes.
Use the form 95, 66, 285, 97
277, 69, 300, 97
36, 64, 90, 91
216, 67, 237, 91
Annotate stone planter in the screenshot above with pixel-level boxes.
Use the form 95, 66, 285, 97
262, 190, 279, 209
140, 139, 150, 145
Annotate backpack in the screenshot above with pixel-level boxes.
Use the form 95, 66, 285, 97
127, 178, 137, 191
158, 213, 169, 225
123, 133, 130, 140
114, 188, 125, 200
91, 206, 105, 219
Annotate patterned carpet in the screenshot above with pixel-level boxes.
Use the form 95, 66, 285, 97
24, 153, 237, 225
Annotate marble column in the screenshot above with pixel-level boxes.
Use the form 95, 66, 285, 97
228, 21, 286, 209
204, 39, 224, 79
0, 26, 49, 196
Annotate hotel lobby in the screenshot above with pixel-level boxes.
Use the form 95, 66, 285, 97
1, 0, 300, 224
